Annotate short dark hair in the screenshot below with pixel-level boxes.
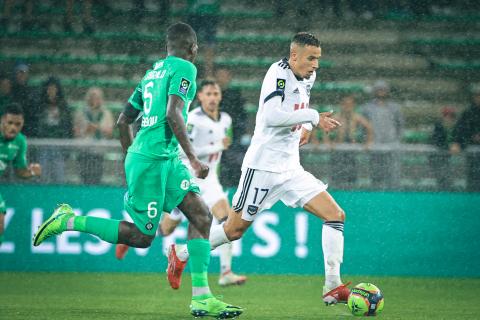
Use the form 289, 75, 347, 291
166, 22, 197, 49
291, 32, 320, 47
199, 79, 219, 91
3, 103, 24, 116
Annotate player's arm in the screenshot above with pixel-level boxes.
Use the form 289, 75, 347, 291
166, 95, 208, 178
117, 103, 141, 154
263, 95, 319, 127
13, 138, 41, 178
117, 83, 143, 155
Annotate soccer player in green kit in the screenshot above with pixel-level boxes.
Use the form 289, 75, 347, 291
1, 103, 42, 246
33, 22, 243, 319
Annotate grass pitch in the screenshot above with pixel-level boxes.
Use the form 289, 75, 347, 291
1, 273, 479, 319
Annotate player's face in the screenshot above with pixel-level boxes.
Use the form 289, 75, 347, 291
198, 84, 222, 113
293, 45, 321, 79
1, 113, 24, 140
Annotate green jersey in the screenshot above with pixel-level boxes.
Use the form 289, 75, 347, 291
0, 132, 27, 175
128, 56, 197, 159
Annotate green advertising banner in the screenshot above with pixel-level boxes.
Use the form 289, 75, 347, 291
0, 184, 479, 277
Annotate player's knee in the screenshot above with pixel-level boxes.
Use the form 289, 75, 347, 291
137, 235, 154, 248
159, 222, 176, 237
224, 226, 245, 241
326, 207, 345, 222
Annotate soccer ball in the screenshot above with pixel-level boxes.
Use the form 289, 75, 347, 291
347, 283, 384, 316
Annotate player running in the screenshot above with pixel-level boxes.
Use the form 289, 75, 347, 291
33, 22, 242, 319
115, 80, 247, 287
0, 103, 42, 246
168, 32, 351, 305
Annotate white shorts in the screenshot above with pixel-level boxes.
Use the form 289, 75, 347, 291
168, 173, 227, 221
232, 167, 327, 221
195, 174, 228, 210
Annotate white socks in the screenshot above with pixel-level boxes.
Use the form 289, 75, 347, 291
322, 221, 344, 290
218, 242, 233, 274
209, 223, 230, 251
175, 223, 230, 261
175, 244, 189, 262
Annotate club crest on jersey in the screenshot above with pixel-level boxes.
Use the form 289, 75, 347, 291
306, 84, 311, 96
179, 78, 191, 95
145, 222, 154, 230
247, 205, 259, 216
180, 179, 190, 190
276, 79, 286, 91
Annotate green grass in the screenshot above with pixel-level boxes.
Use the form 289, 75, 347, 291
1, 273, 479, 319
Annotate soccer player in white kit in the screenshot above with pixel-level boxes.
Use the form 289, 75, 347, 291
168, 33, 350, 305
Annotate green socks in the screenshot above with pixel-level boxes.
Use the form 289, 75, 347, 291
72, 216, 120, 244
188, 238, 213, 299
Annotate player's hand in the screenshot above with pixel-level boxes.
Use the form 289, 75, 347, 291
318, 111, 341, 133
190, 158, 209, 179
29, 163, 42, 177
299, 128, 311, 147
222, 137, 232, 149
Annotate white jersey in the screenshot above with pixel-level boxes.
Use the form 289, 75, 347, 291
242, 58, 317, 172
181, 107, 232, 176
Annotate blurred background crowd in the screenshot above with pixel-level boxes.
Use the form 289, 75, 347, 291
0, 0, 479, 191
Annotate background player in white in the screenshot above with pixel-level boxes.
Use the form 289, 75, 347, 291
168, 32, 350, 305
116, 80, 247, 287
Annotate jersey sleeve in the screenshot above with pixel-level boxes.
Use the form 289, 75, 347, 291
224, 113, 233, 140
13, 135, 28, 169
128, 83, 144, 111
262, 64, 288, 104
168, 60, 197, 102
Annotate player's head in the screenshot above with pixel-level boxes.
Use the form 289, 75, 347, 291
289, 32, 321, 79
198, 79, 222, 113
166, 22, 198, 62
1, 103, 24, 141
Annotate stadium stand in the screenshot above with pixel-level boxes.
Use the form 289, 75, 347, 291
0, 0, 478, 189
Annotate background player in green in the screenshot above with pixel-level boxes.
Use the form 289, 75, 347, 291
33, 22, 242, 319
0, 103, 42, 246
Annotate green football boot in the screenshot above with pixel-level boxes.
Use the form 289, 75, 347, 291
33, 204, 75, 246
190, 296, 243, 319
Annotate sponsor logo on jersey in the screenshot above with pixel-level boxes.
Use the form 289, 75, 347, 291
247, 205, 258, 216
293, 88, 299, 94
179, 78, 191, 95
276, 79, 286, 91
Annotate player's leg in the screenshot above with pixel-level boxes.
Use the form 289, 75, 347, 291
304, 191, 349, 304
116, 209, 184, 260
33, 153, 162, 249
164, 159, 242, 317
281, 169, 349, 305
211, 199, 247, 286
159, 208, 183, 237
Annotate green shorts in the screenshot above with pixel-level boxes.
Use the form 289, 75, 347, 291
123, 153, 199, 236
0, 192, 5, 214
